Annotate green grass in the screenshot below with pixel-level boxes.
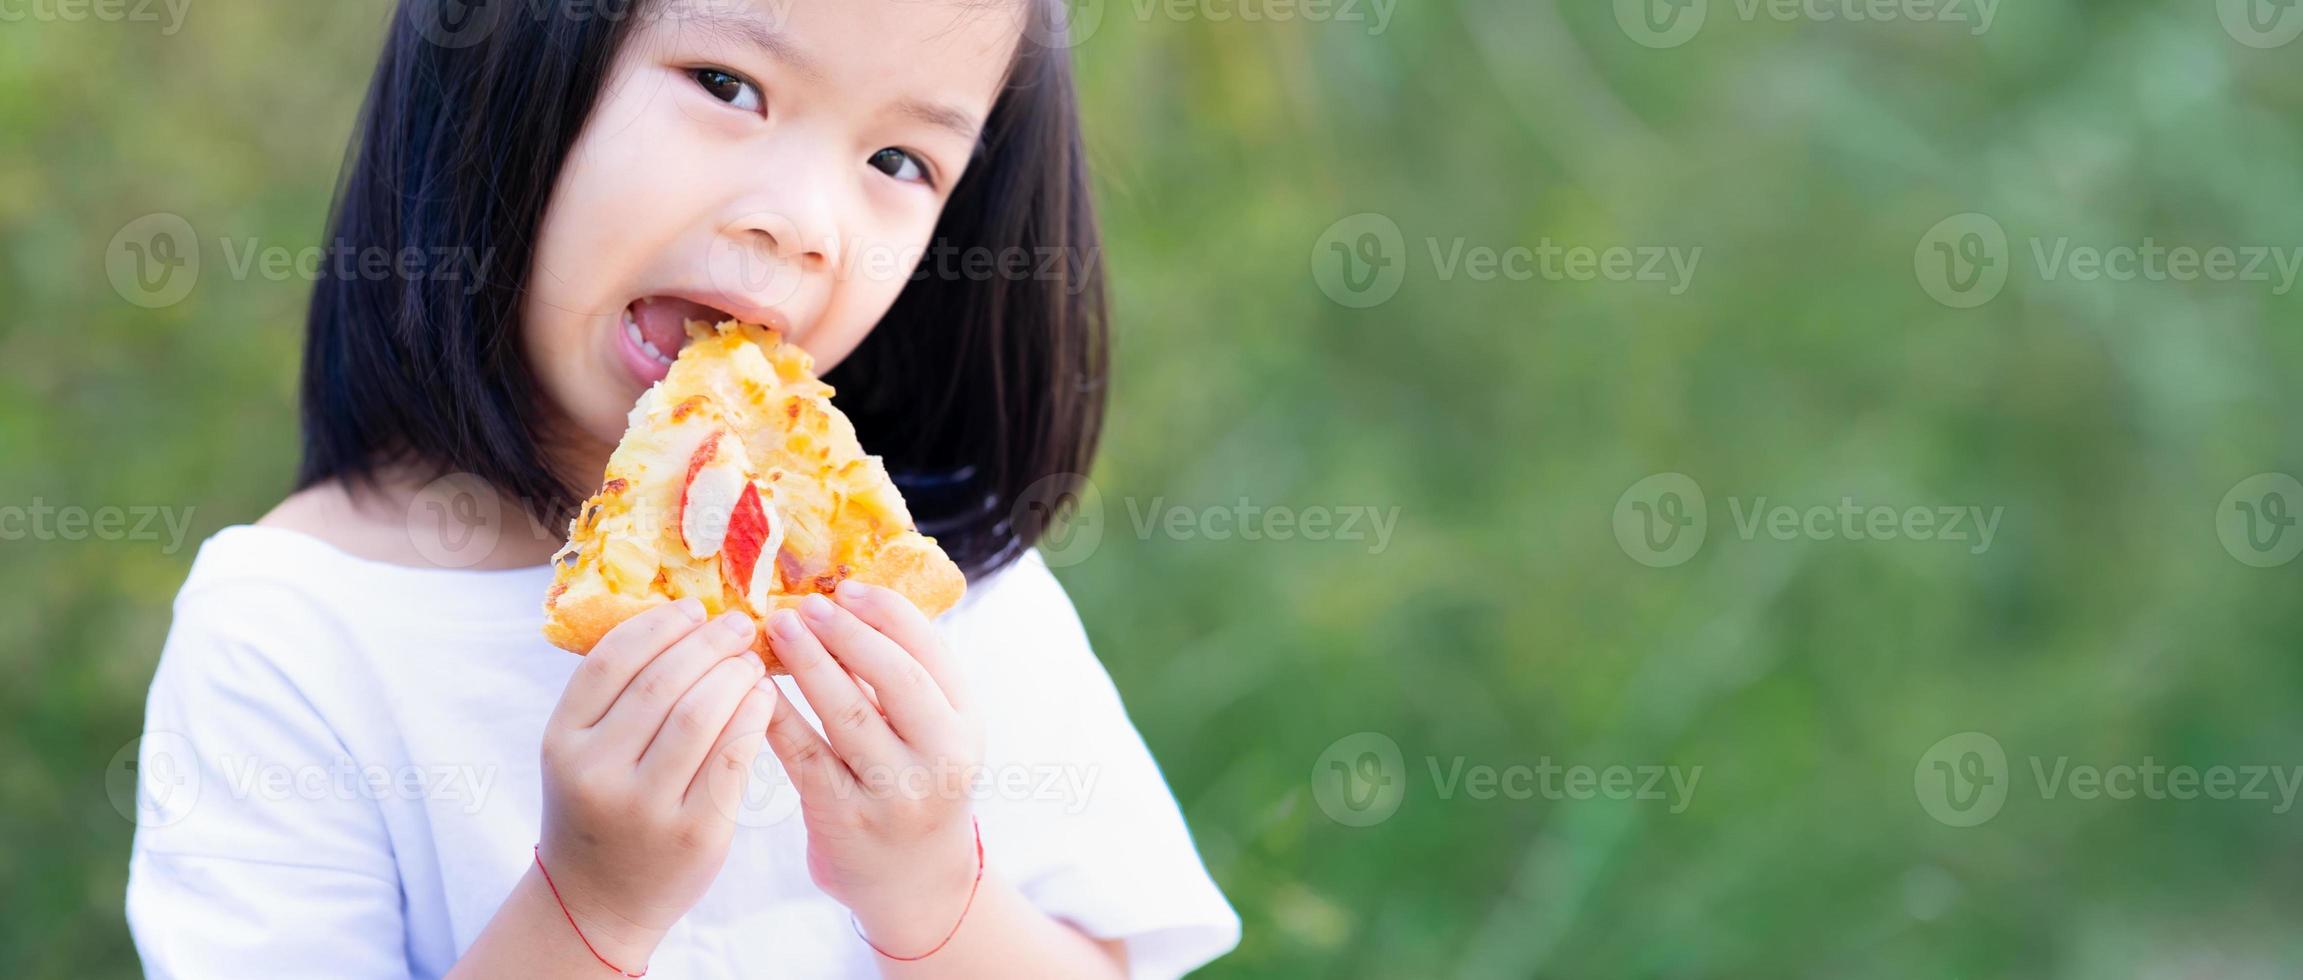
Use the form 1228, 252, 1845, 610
7, 1, 2303, 976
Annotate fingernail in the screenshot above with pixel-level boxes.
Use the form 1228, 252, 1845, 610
673, 597, 706, 621
717, 612, 755, 637
754, 675, 777, 695
801, 593, 835, 622
771, 609, 806, 640
836, 579, 871, 601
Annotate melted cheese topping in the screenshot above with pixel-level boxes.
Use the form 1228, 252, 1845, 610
549, 320, 928, 619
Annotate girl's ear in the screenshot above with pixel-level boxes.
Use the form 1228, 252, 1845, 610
826, 24, 1108, 581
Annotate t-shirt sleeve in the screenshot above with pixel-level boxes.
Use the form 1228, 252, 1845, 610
959, 554, 1240, 980
125, 582, 413, 980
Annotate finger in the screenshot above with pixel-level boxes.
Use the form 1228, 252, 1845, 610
593, 611, 758, 753
833, 580, 971, 714
684, 679, 777, 810
552, 598, 708, 730
637, 651, 767, 796
766, 605, 903, 763
806, 590, 955, 742
763, 681, 856, 800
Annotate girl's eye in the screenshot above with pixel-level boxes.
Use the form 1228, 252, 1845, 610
691, 68, 762, 113
869, 148, 929, 185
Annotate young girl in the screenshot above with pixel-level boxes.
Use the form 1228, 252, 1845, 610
124, 0, 1237, 976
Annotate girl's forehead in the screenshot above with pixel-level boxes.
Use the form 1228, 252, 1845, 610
639, 0, 1024, 98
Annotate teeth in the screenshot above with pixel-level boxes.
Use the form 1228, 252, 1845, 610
623, 306, 676, 368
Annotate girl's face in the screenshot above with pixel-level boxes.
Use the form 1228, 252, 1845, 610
522, 0, 1020, 451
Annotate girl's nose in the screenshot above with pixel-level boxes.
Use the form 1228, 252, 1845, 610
734, 207, 840, 272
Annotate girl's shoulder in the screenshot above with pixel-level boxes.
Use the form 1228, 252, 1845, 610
255, 479, 442, 567
174, 472, 567, 666
257, 476, 563, 570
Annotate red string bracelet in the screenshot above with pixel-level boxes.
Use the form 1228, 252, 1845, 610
852, 817, 986, 962
533, 845, 648, 977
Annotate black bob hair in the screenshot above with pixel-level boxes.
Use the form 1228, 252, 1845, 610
296, 0, 1105, 579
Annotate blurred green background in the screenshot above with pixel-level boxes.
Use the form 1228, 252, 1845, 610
8, 0, 2303, 976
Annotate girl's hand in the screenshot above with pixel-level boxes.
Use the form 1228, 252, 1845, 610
763, 580, 986, 956
536, 598, 774, 966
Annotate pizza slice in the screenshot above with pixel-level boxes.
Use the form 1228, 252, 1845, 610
542, 320, 966, 670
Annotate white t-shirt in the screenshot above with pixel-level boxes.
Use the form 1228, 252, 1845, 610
126, 525, 1237, 979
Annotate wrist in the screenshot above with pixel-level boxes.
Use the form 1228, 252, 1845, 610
526, 853, 669, 973
848, 820, 985, 957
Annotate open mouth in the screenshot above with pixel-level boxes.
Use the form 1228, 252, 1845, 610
619, 295, 735, 382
